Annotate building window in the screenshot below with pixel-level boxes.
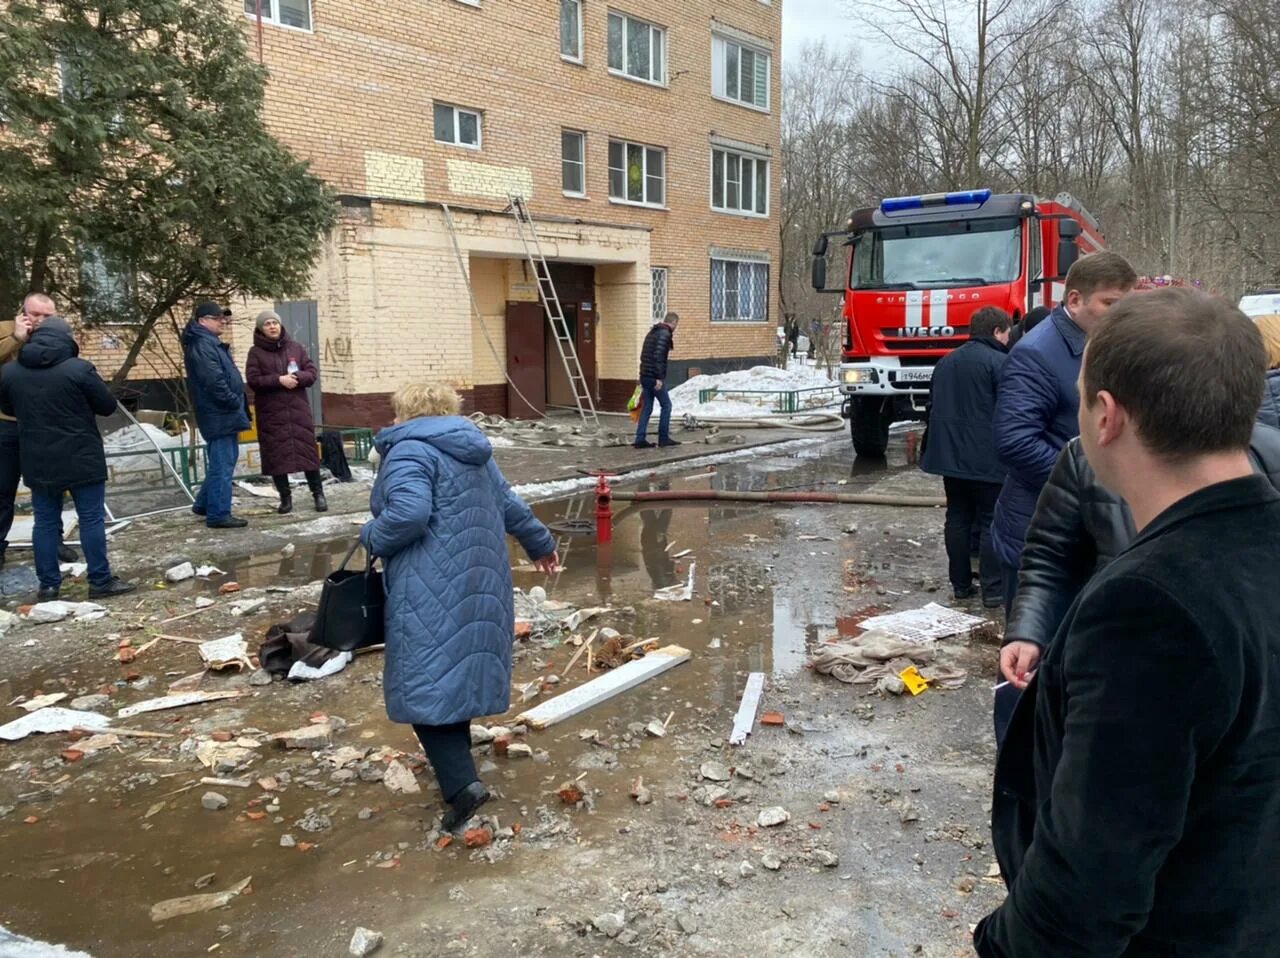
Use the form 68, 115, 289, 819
711, 149, 768, 217
651, 267, 668, 322
562, 130, 586, 196
434, 103, 481, 149
80, 245, 134, 325
711, 258, 769, 323
608, 140, 665, 207
243, 0, 312, 30
561, 0, 583, 62
712, 35, 771, 110
607, 12, 666, 85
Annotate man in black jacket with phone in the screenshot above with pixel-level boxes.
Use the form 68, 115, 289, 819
976, 288, 1280, 956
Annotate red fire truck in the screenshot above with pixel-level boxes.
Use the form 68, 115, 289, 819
811, 189, 1105, 456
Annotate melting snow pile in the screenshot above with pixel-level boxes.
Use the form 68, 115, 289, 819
670, 364, 838, 418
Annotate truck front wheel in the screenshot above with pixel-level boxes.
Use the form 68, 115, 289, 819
850, 396, 893, 457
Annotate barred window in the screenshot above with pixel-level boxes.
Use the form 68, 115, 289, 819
651, 267, 668, 322
711, 259, 768, 323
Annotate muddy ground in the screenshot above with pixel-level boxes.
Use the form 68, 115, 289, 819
0, 429, 1007, 958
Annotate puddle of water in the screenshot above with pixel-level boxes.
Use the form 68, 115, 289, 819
0, 444, 898, 955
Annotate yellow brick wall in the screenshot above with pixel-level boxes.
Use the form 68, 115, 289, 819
235, 0, 783, 382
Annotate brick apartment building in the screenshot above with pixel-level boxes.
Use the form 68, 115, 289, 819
195, 0, 783, 427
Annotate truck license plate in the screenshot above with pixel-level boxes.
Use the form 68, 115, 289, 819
896, 368, 933, 382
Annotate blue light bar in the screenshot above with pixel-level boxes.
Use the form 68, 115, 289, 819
881, 188, 992, 215
944, 188, 992, 205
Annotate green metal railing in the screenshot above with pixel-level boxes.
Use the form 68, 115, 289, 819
696, 385, 840, 414
104, 426, 374, 488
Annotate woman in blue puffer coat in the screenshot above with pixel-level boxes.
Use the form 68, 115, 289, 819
360, 383, 558, 831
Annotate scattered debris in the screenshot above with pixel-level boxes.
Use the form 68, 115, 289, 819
729, 672, 765, 746
165, 562, 195, 583
592, 913, 625, 939
17, 692, 68, 712
117, 690, 244, 719
654, 563, 695, 602
230, 598, 267, 617
631, 776, 652, 805
644, 720, 667, 738
349, 927, 384, 957
268, 723, 333, 750
700, 762, 731, 783
812, 849, 840, 868
199, 634, 253, 672
196, 565, 225, 578
761, 851, 784, 871
218, 582, 241, 595
201, 792, 229, 811
760, 711, 785, 727
857, 603, 987, 644
0, 707, 112, 742
757, 806, 791, 828
22, 601, 106, 624
150, 877, 252, 922
382, 760, 420, 795
463, 827, 492, 848
516, 645, 691, 730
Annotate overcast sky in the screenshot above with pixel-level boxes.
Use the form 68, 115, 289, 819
783, 0, 868, 64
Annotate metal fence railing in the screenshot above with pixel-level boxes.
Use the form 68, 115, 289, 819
696, 385, 841, 414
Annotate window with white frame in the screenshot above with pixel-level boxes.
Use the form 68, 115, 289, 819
711, 148, 768, 216
711, 258, 769, 323
607, 12, 666, 85
712, 35, 770, 110
651, 267, 668, 322
561, 0, 583, 61
243, 0, 312, 30
433, 103, 481, 148
562, 130, 586, 196
608, 140, 665, 206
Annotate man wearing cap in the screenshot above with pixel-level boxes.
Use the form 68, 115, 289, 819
182, 303, 250, 528
0, 316, 135, 600
1, 293, 80, 572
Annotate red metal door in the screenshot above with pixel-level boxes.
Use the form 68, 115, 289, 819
505, 301, 546, 419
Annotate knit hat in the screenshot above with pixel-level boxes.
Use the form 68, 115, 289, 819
193, 302, 230, 321
255, 310, 282, 331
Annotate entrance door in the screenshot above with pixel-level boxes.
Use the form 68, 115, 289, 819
274, 300, 322, 426
505, 301, 546, 418
545, 303, 599, 408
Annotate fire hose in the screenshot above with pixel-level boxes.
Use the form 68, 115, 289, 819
610, 489, 946, 507
680, 411, 847, 432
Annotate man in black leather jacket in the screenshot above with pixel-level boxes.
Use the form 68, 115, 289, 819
999, 421, 1280, 689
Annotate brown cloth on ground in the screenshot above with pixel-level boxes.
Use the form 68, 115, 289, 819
258, 612, 346, 678
808, 630, 967, 690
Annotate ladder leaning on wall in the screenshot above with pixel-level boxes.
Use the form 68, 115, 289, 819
505, 193, 600, 427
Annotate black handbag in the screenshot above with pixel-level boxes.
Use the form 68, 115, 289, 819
310, 540, 385, 652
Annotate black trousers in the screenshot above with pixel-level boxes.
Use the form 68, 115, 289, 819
942, 476, 1002, 599
0, 420, 18, 558
271, 470, 323, 496
412, 721, 478, 803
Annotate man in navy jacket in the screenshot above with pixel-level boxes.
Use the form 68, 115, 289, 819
921, 306, 1012, 606
990, 252, 1136, 607
182, 303, 251, 529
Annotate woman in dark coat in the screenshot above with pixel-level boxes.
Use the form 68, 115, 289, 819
244, 311, 326, 514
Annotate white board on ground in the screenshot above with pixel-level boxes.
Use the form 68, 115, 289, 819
729, 672, 765, 746
117, 690, 244, 719
0, 707, 111, 742
516, 645, 691, 730
857, 603, 987, 644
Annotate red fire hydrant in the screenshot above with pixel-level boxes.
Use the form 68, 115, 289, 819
595, 472, 614, 543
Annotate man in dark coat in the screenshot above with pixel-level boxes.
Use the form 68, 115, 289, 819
921, 306, 1011, 606
976, 289, 1280, 957
0, 317, 135, 600
634, 311, 679, 449
244, 310, 325, 515
990, 253, 1137, 612
182, 302, 251, 529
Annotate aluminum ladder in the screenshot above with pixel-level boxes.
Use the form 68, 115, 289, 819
506, 194, 599, 427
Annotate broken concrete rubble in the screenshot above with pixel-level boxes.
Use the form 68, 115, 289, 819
348, 927, 384, 957
382, 760, 420, 795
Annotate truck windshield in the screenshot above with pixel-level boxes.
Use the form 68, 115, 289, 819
849, 216, 1022, 289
